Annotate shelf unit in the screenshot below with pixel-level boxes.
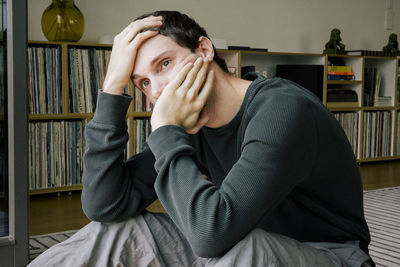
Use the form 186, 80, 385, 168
27, 41, 150, 195
27, 41, 400, 194
218, 50, 400, 162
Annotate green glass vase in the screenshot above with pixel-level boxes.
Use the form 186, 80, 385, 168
41, 0, 84, 42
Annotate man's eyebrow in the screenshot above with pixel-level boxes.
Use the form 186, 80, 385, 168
150, 50, 171, 66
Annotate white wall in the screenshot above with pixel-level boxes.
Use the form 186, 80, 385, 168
29, 0, 400, 53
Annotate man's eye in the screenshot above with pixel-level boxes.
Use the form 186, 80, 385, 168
161, 60, 170, 69
142, 80, 150, 89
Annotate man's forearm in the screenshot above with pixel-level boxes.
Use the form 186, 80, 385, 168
81, 91, 157, 222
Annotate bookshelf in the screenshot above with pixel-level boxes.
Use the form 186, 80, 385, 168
27, 41, 145, 194
27, 41, 400, 194
218, 50, 400, 162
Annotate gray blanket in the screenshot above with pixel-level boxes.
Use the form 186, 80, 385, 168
28, 211, 368, 267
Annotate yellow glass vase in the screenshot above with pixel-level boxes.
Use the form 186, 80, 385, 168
41, 0, 84, 42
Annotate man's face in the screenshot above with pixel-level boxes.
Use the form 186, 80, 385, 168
132, 34, 200, 104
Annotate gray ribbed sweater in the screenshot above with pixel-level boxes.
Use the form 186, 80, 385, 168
81, 73, 371, 258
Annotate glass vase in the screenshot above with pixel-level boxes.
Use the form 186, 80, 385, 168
41, 0, 84, 42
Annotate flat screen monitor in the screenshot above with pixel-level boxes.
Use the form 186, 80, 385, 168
276, 64, 324, 100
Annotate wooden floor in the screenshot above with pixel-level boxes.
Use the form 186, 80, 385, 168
30, 192, 91, 236
359, 160, 400, 190
30, 160, 400, 236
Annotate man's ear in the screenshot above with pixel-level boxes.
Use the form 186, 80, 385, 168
197, 36, 214, 61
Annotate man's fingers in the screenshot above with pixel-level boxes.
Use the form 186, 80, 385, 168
123, 16, 163, 42
118, 16, 161, 37
187, 58, 210, 99
187, 113, 209, 134
130, 30, 159, 47
195, 70, 214, 109
164, 62, 193, 94
178, 57, 204, 95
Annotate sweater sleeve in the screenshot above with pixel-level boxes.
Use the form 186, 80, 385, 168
147, 91, 317, 257
81, 91, 158, 222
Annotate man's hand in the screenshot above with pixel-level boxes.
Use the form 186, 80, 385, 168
151, 57, 215, 134
102, 16, 163, 95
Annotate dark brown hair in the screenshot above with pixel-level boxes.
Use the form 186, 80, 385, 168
135, 10, 229, 73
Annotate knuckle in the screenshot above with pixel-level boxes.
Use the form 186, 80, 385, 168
135, 33, 145, 41
176, 90, 186, 98
186, 91, 195, 101
132, 33, 145, 44
193, 102, 203, 111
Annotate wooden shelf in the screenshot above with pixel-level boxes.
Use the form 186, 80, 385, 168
30, 185, 83, 195
326, 54, 362, 58
131, 112, 152, 118
328, 106, 361, 112
363, 106, 396, 111
327, 80, 362, 85
29, 113, 93, 120
358, 155, 400, 163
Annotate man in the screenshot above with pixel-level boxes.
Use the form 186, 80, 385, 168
30, 11, 373, 267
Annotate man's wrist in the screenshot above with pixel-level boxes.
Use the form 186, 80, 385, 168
148, 125, 190, 162
92, 90, 132, 128
103, 86, 125, 96
102, 77, 127, 95
151, 120, 180, 133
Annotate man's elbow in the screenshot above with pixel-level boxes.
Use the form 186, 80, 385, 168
189, 236, 231, 258
81, 201, 111, 222
81, 193, 119, 222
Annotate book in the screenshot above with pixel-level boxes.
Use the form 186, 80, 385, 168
27, 45, 62, 114
333, 112, 359, 156
228, 46, 268, 52
327, 71, 354, 76
133, 85, 153, 112
327, 66, 352, 73
346, 50, 398, 57
228, 46, 250, 50
28, 120, 87, 189
373, 71, 381, 105
327, 74, 355, 80
69, 47, 111, 113
133, 118, 151, 154
364, 68, 379, 106
374, 96, 392, 107
362, 111, 392, 158
396, 113, 400, 156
